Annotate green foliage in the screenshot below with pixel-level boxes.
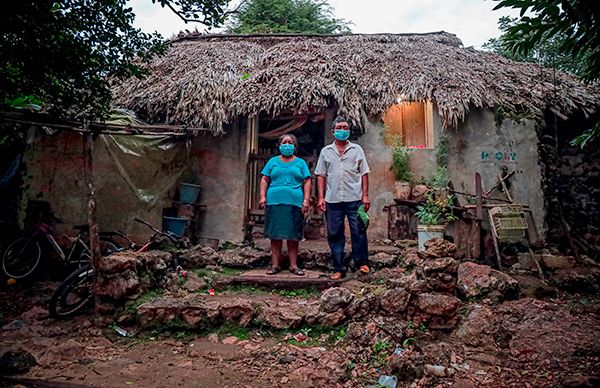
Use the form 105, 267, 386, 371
370, 339, 391, 369
275, 287, 320, 298
415, 192, 458, 226
489, 1, 600, 146
491, 1, 600, 83
1, 0, 228, 121
483, 16, 583, 76
216, 322, 251, 340
390, 137, 414, 182
571, 121, 600, 148
228, 0, 351, 34
402, 337, 416, 348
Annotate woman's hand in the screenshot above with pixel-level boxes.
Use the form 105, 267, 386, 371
259, 196, 267, 209
302, 199, 310, 215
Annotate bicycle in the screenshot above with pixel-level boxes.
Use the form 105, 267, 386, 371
48, 218, 183, 318
2, 222, 125, 280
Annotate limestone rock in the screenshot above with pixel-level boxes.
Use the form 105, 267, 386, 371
95, 270, 140, 300
181, 299, 220, 327
258, 304, 304, 329
218, 248, 269, 268
370, 252, 397, 268
423, 238, 457, 258
180, 246, 219, 268
181, 272, 207, 292
380, 288, 410, 314
415, 293, 461, 317
320, 287, 355, 313
345, 292, 379, 318
219, 298, 254, 326
97, 253, 138, 274
457, 262, 519, 300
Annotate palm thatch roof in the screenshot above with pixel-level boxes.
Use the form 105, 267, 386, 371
112, 32, 599, 134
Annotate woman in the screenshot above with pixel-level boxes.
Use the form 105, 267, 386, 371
259, 134, 311, 276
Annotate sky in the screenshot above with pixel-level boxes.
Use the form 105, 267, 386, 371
129, 0, 521, 49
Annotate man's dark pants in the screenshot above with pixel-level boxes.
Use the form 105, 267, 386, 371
325, 200, 368, 273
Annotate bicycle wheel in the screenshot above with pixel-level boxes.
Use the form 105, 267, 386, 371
48, 265, 95, 318
2, 237, 42, 279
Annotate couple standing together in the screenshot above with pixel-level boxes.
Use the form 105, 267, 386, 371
259, 116, 370, 280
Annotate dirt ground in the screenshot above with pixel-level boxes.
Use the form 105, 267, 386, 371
1, 275, 600, 388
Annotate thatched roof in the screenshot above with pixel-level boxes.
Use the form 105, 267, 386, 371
112, 32, 599, 133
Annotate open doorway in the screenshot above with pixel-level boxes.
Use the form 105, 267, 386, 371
244, 112, 326, 240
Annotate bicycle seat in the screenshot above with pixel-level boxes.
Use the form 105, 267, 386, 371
73, 224, 89, 232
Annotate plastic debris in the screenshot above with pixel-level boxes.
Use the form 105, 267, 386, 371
367, 375, 397, 388
1, 320, 25, 331
293, 333, 308, 342
114, 326, 128, 337
208, 289, 216, 296
393, 348, 405, 356
424, 364, 455, 377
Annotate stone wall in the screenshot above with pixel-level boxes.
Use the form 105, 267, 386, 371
538, 112, 600, 257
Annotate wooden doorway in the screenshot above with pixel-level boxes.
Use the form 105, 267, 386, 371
244, 113, 326, 239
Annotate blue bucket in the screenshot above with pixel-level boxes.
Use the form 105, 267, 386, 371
163, 216, 190, 237
179, 183, 201, 204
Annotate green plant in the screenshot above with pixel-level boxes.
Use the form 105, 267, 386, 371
390, 138, 414, 182
415, 192, 458, 226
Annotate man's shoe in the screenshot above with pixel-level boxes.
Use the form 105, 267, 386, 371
359, 265, 370, 274
329, 272, 345, 280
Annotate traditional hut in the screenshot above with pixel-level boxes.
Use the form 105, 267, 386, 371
19, 32, 600, 252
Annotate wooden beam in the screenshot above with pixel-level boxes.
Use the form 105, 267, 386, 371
83, 127, 101, 305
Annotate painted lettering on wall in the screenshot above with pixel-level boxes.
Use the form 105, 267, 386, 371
480, 150, 517, 163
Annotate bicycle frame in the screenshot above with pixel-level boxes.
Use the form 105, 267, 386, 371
37, 223, 92, 266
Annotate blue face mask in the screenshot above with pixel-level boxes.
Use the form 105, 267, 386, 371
279, 143, 295, 156
333, 130, 350, 141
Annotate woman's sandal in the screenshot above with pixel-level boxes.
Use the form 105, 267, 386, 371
289, 267, 305, 276
266, 267, 281, 275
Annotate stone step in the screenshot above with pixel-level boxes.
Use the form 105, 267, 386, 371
213, 269, 346, 291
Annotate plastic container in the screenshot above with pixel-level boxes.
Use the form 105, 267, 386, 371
417, 224, 445, 251
178, 183, 201, 204
163, 216, 190, 237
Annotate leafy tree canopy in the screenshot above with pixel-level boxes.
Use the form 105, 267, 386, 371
483, 16, 583, 76
227, 0, 351, 34
490, 0, 600, 147
0, 0, 230, 121
491, 0, 599, 82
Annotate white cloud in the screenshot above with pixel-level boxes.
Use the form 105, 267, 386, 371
130, 0, 521, 48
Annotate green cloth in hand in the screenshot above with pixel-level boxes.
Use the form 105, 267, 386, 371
357, 204, 369, 229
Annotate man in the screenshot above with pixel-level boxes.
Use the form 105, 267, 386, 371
315, 116, 371, 280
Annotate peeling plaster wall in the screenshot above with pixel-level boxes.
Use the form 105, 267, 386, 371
357, 106, 545, 240
446, 109, 545, 239
20, 123, 248, 244
20, 131, 168, 242
190, 121, 247, 242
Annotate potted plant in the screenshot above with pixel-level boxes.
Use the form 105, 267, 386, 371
391, 139, 413, 200
415, 192, 457, 251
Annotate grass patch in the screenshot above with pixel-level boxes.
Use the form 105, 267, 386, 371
220, 267, 243, 276
273, 287, 320, 298
214, 322, 251, 340
225, 284, 270, 295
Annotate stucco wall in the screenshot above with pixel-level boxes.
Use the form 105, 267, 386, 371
20, 123, 248, 244
356, 106, 545, 240
190, 121, 247, 242
446, 109, 545, 238
20, 131, 168, 242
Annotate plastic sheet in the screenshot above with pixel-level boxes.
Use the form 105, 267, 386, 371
101, 134, 190, 206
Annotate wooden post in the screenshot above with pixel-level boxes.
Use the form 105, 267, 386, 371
83, 126, 101, 289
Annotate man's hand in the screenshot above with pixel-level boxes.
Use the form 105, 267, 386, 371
259, 196, 266, 209
318, 198, 326, 212
361, 195, 370, 212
